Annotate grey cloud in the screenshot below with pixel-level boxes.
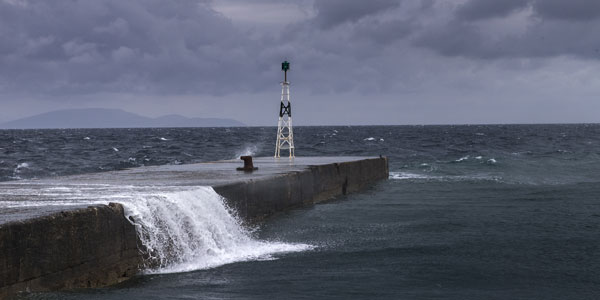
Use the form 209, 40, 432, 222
0, 0, 411, 99
455, 0, 600, 22
0, 0, 271, 95
415, 22, 600, 60
414, 0, 600, 60
352, 19, 415, 45
414, 21, 489, 58
533, 0, 600, 21
0, 0, 449, 99
456, 0, 529, 21
3, 0, 600, 106
312, 0, 401, 29
0, 0, 598, 125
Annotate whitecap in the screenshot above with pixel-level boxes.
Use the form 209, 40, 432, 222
16, 162, 29, 169
389, 172, 433, 180
455, 156, 469, 162
389, 171, 501, 182
487, 158, 497, 164
364, 137, 376, 141
112, 147, 119, 152
13, 163, 30, 176
160, 137, 169, 141
83, 137, 91, 140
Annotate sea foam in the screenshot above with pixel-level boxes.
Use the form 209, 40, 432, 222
0, 184, 312, 274
121, 186, 312, 274
389, 171, 501, 182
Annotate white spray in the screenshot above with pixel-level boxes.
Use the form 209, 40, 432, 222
233, 145, 258, 159
0, 184, 312, 274
120, 186, 312, 274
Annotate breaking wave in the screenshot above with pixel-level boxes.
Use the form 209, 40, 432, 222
120, 186, 312, 274
389, 171, 501, 182
0, 184, 312, 274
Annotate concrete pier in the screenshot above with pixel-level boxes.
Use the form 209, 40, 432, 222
0, 156, 388, 298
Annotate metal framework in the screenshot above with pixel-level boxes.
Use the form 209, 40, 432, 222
275, 61, 295, 158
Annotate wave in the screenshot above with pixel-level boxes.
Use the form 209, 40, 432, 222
122, 187, 312, 274
389, 171, 501, 182
363, 137, 384, 142
448, 156, 498, 165
0, 184, 312, 274
454, 156, 469, 163
389, 172, 434, 180
14, 162, 30, 172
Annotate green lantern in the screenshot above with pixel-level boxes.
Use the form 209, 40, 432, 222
281, 61, 290, 71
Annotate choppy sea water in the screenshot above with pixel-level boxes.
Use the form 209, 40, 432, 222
1, 125, 599, 299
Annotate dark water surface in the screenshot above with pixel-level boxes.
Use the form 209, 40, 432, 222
2, 125, 599, 299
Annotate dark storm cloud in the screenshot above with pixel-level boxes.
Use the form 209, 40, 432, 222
312, 0, 401, 29
414, 0, 600, 60
533, 0, 600, 21
352, 18, 414, 45
455, 0, 600, 22
413, 21, 490, 58
3, 0, 600, 100
0, 0, 272, 95
456, 0, 528, 21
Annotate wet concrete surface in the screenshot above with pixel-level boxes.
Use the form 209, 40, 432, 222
0, 157, 378, 224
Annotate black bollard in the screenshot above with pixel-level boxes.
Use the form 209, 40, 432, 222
237, 155, 258, 172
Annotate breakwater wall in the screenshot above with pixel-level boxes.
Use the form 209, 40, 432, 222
214, 157, 389, 221
0, 156, 388, 298
0, 204, 141, 298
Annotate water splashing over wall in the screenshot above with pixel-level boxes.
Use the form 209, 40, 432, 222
0, 184, 312, 274
121, 186, 312, 274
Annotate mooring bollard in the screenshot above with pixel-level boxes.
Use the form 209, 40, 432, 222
237, 156, 258, 172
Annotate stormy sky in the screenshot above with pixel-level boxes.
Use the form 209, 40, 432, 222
1, 0, 600, 125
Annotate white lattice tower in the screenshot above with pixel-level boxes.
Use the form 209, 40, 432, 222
275, 61, 294, 158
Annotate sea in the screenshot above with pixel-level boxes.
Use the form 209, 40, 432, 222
1, 125, 599, 299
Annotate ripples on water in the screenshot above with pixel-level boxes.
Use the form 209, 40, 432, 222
2, 124, 600, 299
1, 125, 599, 185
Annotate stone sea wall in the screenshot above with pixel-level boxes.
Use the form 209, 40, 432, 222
0, 203, 141, 298
0, 157, 388, 298
214, 157, 389, 221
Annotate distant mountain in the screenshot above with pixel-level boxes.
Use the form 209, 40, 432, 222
0, 108, 245, 129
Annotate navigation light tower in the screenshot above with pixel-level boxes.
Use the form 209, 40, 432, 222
274, 61, 295, 158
